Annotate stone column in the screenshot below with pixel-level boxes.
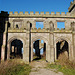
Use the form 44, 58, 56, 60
44, 21, 48, 28
73, 34, 75, 60
50, 46, 54, 63
32, 21, 36, 28
7, 42, 10, 60
1, 21, 8, 61
24, 21, 31, 64
31, 42, 33, 61
25, 31, 30, 64
1, 45, 5, 61
54, 21, 57, 30
69, 44, 74, 61
23, 42, 26, 61
46, 44, 50, 62
1, 33, 6, 61
54, 43, 57, 61
50, 33, 54, 63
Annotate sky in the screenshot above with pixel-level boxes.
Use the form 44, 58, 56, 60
0, 0, 73, 14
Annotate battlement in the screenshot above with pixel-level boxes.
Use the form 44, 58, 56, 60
68, 0, 75, 12
31, 28, 50, 32
9, 11, 74, 18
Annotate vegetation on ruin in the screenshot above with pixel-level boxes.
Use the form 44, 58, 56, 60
46, 53, 75, 75
0, 59, 31, 75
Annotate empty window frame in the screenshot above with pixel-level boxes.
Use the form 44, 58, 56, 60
16, 24, 19, 28
57, 22, 65, 29
36, 22, 44, 29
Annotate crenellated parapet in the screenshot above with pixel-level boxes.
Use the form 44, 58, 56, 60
68, 0, 75, 13
31, 28, 50, 32
9, 11, 74, 18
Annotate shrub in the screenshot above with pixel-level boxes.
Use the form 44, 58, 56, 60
0, 59, 31, 75
47, 52, 75, 75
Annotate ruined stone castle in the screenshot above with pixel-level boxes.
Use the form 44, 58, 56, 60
0, 0, 75, 64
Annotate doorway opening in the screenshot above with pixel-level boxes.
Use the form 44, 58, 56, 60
56, 40, 69, 59
33, 39, 46, 61
10, 39, 23, 59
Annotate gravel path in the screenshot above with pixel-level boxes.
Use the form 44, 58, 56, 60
29, 60, 63, 75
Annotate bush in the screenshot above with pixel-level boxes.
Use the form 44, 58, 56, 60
0, 59, 31, 75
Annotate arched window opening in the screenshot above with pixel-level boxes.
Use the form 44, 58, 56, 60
56, 40, 69, 60
10, 39, 23, 59
33, 39, 46, 61
16, 24, 19, 28
36, 22, 44, 29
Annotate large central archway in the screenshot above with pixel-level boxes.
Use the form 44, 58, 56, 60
31, 36, 49, 62
33, 39, 46, 61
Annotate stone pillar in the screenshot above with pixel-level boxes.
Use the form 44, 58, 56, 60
23, 42, 26, 61
65, 20, 71, 30
2, 21, 8, 61
25, 31, 30, 64
69, 44, 74, 61
54, 21, 57, 30
50, 46, 54, 63
7, 42, 10, 60
46, 44, 50, 62
1, 32, 6, 61
1, 21, 8, 61
54, 43, 57, 61
31, 42, 33, 61
50, 33, 54, 63
1, 45, 5, 61
24, 21, 31, 64
32, 21, 36, 28
73, 34, 75, 60
44, 21, 48, 28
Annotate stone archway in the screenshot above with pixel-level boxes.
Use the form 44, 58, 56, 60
7, 36, 25, 60
10, 39, 23, 59
32, 39, 46, 61
54, 37, 73, 61
56, 40, 69, 59
31, 36, 49, 62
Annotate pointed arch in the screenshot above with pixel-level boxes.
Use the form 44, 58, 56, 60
54, 36, 72, 61
7, 36, 26, 60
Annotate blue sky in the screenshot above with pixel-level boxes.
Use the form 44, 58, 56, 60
0, 0, 73, 13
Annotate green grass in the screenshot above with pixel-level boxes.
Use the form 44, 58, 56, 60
47, 63, 75, 75
0, 59, 31, 75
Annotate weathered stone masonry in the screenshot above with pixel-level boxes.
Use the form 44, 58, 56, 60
0, 0, 75, 63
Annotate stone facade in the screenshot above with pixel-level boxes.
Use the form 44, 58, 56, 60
0, 0, 75, 63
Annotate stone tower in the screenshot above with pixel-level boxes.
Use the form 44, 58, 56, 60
68, 0, 75, 14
